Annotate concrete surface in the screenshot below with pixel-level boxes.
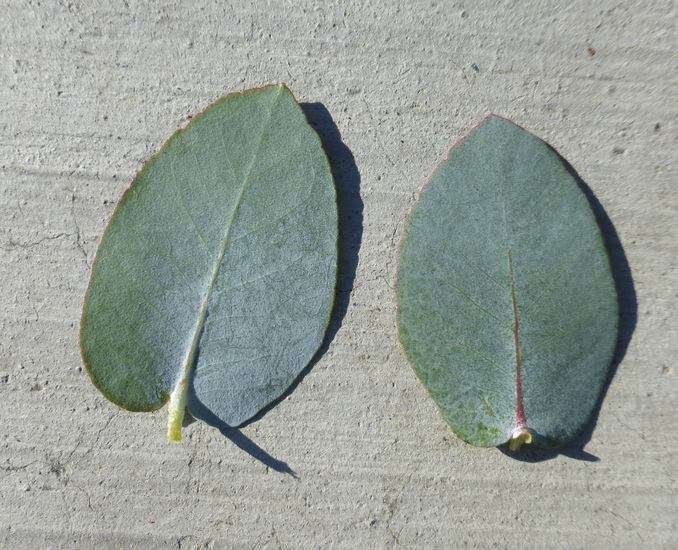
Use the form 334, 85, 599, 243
1, 0, 676, 548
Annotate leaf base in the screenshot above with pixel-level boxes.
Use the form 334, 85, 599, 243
509, 427, 533, 451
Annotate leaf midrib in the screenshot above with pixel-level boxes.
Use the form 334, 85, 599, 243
175, 85, 284, 390
507, 248, 527, 433
501, 171, 527, 438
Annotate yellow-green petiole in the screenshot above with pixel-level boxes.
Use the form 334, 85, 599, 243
167, 376, 189, 443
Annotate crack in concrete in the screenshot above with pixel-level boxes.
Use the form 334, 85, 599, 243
69, 189, 91, 267
0, 460, 39, 473
1, 232, 74, 251
607, 508, 644, 543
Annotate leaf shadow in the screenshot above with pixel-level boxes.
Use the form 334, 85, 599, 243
299, 102, 364, 352
499, 151, 637, 463
199, 102, 362, 471
219, 427, 299, 478
182, 410, 298, 476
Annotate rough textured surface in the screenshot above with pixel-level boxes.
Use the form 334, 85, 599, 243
1, 1, 675, 548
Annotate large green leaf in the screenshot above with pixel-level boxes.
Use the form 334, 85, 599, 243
396, 115, 618, 449
81, 84, 338, 442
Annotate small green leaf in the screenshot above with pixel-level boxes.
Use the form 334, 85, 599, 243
81, 84, 338, 442
396, 115, 618, 449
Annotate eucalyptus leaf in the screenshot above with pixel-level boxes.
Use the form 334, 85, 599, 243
81, 84, 338, 442
396, 115, 618, 449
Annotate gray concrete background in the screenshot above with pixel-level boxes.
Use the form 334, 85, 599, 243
1, 0, 676, 548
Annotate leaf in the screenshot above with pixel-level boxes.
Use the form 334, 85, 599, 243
396, 115, 618, 450
81, 84, 338, 442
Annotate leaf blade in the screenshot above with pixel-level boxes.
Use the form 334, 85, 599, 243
81, 84, 338, 433
396, 115, 618, 449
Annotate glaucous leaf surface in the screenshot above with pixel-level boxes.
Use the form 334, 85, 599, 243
396, 115, 618, 449
81, 84, 338, 441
